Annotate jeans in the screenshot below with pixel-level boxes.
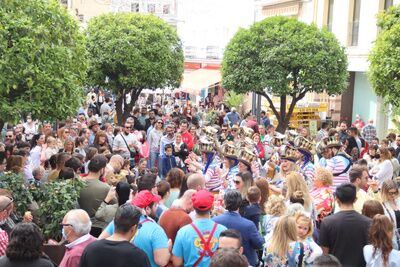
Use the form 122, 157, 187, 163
148, 151, 159, 169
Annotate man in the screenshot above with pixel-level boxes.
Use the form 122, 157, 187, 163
224, 107, 241, 127
264, 125, 276, 144
316, 122, 329, 143
60, 209, 96, 267
260, 110, 270, 128
87, 119, 100, 145
137, 173, 158, 194
187, 173, 206, 191
100, 97, 112, 117
171, 105, 181, 119
78, 155, 110, 234
47, 152, 72, 182
218, 229, 244, 254
138, 107, 148, 130
362, 119, 377, 145
319, 183, 371, 267
159, 124, 175, 157
352, 114, 365, 130
79, 204, 150, 267
210, 248, 249, 267
159, 189, 195, 243
0, 196, 13, 256
4, 130, 16, 147
148, 119, 164, 169
212, 190, 264, 266
112, 122, 141, 159
325, 138, 352, 190
100, 190, 170, 267
313, 255, 342, 267
345, 127, 365, 161
0, 152, 6, 176
180, 120, 194, 151
172, 190, 227, 267
338, 121, 349, 145
41, 122, 53, 136
145, 109, 157, 132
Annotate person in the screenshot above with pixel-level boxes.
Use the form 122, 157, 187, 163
59, 209, 96, 267
234, 171, 254, 200
159, 125, 175, 163
210, 248, 249, 267
78, 155, 110, 234
155, 180, 170, 219
362, 119, 377, 145
172, 190, 227, 267
362, 200, 385, 219
164, 168, 184, 208
316, 122, 329, 143
241, 186, 262, 229
0, 223, 53, 267
319, 183, 372, 267
218, 229, 244, 253
370, 147, 394, 187
313, 254, 342, 267
29, 134, 45, 169
112, 122, 141, 159
295, 212, 323, 266
363, 215, 400, 267
0, 196, 14, 256
147, 119, 164, 169
100, 190, 170, 267
363, 144, 379, 169
310, 168, 335, 225
160, 144, 177, 179
264, 215, 311, 267
158, 189, 194, 243
212, 190, 263, 266
380, 180, 400, 250
224, 107, 241, 127
78, 204, 150, 267
263, 195, 286, 242
286, 172, 314, 215
324, 137, 352, 189
47, 152, 72, 182
338, 121, 349, 144
260, 110, 270, 128
179, 120, 194, 151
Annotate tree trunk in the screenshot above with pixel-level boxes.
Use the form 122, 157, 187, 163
0, 119, 4, 137
115, 88, 143, 125
115, 94, 124, 125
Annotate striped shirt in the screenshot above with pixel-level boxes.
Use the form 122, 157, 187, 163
300, 161, 315, 188
326, 154, 350, 190
0, 229, 8, 257
204, 157, 223, 191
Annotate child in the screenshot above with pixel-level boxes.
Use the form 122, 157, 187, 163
243, 186, 262, 229
263, 195, 286, 242
295, 212, 323, 266
160, 144, 177, 179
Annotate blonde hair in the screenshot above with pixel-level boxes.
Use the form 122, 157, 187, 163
286, 172, 312, 211
265, 195, 286, 216
295, 212, 313, 239
268, 215, 297, 259
381, 180, 398, 203
315, 167, 333, 186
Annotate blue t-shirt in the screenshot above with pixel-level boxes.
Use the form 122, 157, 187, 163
172, 218, 227, 267
105, 215, 168, 267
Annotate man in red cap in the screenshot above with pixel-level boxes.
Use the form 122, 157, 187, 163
172, 190, 226, 267
99, 190, 170, 267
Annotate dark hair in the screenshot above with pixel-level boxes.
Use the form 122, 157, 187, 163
48, 154, 57, 169
313, 254, 342, 267
0, 152, 6, 165
349, 165, 366, 183
219, 229, 242, 246
88, 155, 108, 173
210, 248, 248, 267
116, 182, 131, 206
247, 186, 261, 203
164, 144, 173, 151
166, 168, 184, 189
114, 204, 141, 233
65, 157, 83, 173
30, 134, 43, 148
335, 183, 357, 204
6, 223, 44, 261
362, 200, 384, 219
289, 191, 305, 206
348, 127, 358, 134
355, 159, 368, 166
137, 173, 157, 192
321, 122, 329, 129
178, 173, 190, 198
16, 141, 31, 150
180, 120, 189, 127
86, 147, 98, 162
224, 190, 242, 212
58, 167, 75, 180
56, 152, 72, 169
157, 181, 171, 198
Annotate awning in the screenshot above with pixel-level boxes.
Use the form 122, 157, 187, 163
178, 69, 221, 95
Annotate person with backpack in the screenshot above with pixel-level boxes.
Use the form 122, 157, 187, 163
172, 190, 226, 267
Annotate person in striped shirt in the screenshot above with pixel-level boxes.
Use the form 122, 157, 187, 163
325, 138, 352, 190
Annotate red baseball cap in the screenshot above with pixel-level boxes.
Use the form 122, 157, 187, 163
131, 190, 161, 209
192, 190, 214, 211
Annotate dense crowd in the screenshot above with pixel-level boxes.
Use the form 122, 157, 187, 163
0, 90, 400, 267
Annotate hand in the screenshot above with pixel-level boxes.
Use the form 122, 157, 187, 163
167, 239, 173, 252
105, 186, 116, 203
23, 211, 33, 222
368, 180, 379, 192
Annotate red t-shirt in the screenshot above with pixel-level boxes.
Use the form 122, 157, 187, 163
181, 131, 194, 151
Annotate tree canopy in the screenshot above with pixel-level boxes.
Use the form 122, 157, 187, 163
368, 5, 400, 112
85, 13, 184, 123
0, 0, 87, 129
222, 16, 348, 132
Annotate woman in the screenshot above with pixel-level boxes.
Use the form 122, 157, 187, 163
362, 200, 385, 219
263, 195, 286, 241
235, 171, 254, 199
59, 138, 75, 155
381, 180, 400, 250
370, 147, 394, 187
156, 180, 170, 220
189, 125, 199, 146
363, 215, 400, 267
133, 158, 149, 180
173, 132, 189, 170
0, 223, 53, 267
74, 137, 88, 158
57, 127, 70, 149
164, 168, 184, 208
255, 177, 270, 215
268, 156, 299, 195
388, 147, 400, 179
95, 182, 131, 228
310, 168, 335, 225
286, 171, 315, 216
92, 131, 112, 153
363, 144, 379, 169
44, 136, 58, 161
253, 133, 265, 162
264, 215, 311, 267
221, 155, 239, 189
29, 134, 46, 168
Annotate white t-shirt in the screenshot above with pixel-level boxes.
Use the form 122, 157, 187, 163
112, 133, 142, 159
363, 245, 400, 267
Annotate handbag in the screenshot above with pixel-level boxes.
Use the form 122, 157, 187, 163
120, 134, 137, 158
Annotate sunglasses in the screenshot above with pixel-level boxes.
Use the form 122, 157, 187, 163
59, 223, 72, 230
0, 197, 13, 212
234, 180, 241, 184
388, 191, 398, 196
6, 136, 12, 138
232, 129, 238, 132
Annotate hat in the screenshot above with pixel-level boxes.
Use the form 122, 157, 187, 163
280, 145, 298, 162
238, 147, 257, 168
270, 133, 286, 147
285, 130, 298, 145
221, 141, 237, 159
131, 190, 161, 209
241, 127, 254, 139
326, 136, 342, 148
203, 126, 218, 140
293, 136, 315, 155
88, 119, 99, 129
192, 190, 214, 211
199, 137, 214, 153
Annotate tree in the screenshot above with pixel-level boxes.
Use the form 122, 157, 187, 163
86, 13, 184, 123
368, 5, 400, 113
0, 0, 87, 130
223, 91, 245, 112
222, 16, 348, 133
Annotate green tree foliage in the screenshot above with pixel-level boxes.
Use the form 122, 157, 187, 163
369, 5, 400, 113
86, 13, 184, 123
224, 91, 244, 110
0, 0, 87, 129
222, 16, 348, 132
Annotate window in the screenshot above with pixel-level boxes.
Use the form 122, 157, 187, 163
351, 0, 361, 46
148, 4, 156, 13
163, 4, 170, 15
327, 0, 334, 32
384, 0, 393, 10
131, 3, 139, 12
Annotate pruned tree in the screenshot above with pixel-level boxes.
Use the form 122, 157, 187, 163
0, 0, 87, 130
222, 16, 348, 132
85, 13, 184, 123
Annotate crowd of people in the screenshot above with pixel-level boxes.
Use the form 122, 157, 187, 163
0, 90, 400, 267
